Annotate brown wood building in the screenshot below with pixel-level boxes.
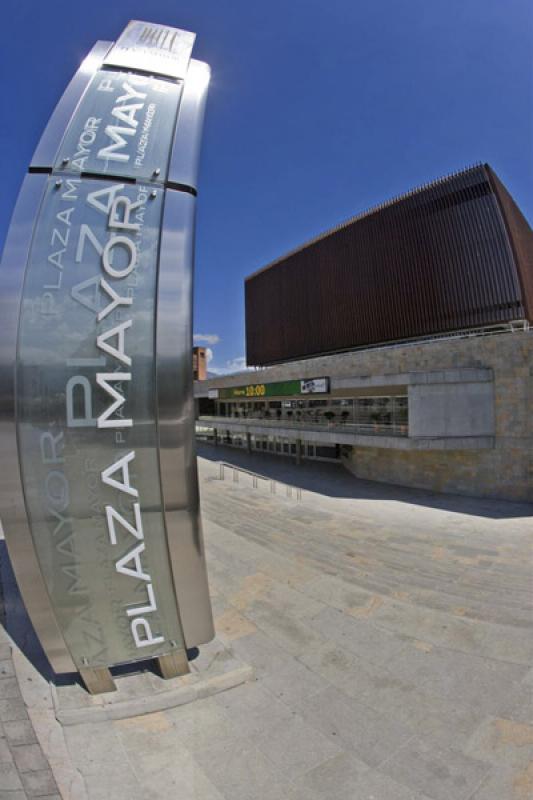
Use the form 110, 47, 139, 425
245, 164, 533, 366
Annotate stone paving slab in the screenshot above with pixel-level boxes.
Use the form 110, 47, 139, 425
379, 736, 490, 800
196, 454, 533, 798
1, 453, 533, 799
0, 629, 61, 800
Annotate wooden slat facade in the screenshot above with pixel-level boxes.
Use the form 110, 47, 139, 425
245, 165, 533, 366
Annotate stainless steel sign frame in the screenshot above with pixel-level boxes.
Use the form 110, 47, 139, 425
0, 22, 214, 691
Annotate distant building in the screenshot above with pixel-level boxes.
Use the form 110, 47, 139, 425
196, 165, 533, 502
193, 346, 208, 381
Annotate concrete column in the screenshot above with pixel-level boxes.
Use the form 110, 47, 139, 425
246, 432, 252, 453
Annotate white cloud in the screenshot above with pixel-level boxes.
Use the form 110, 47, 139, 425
226, 356, 250, 372
209, 355, 252, 376
205, 347, 213, 363
194, 333, 220, 345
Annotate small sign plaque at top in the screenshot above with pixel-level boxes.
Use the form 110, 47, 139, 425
104, 20, 196, 79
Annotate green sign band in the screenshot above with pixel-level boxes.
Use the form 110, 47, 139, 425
218, 377, 329, 399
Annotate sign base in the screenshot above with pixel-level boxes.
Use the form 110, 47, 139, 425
156, 650, 190, 679
79, 667, 116, 695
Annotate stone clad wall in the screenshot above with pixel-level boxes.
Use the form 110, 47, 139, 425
341, 332, 532, 501
345, 446, 529, 501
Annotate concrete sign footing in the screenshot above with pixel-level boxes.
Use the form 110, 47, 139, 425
51, 638, 254, 725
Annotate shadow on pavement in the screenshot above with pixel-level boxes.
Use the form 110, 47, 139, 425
197, 442, 533, 521
0, 539, 200, 688
0, 539, 73, 685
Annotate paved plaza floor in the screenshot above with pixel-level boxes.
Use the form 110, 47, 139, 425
1, 445, 532, 799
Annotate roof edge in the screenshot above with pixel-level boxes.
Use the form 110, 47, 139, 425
245, 162, 486, 282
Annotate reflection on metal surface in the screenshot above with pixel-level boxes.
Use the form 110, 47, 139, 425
1, 20, 214, 677
31, 41, 112, 170
168, 60, 211, 191
0, 174, 76, 673
156, 190, 214, 647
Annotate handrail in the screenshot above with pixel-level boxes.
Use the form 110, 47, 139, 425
216, 461, 302, 501
217, 461, 265, 480
197, 415, 408, 436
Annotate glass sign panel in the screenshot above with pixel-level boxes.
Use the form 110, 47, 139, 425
55, 70, 182, 183
16, 176, 185, 668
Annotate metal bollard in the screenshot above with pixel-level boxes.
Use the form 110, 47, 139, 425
233, 468, 239, 483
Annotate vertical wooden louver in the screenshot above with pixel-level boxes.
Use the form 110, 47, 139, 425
245, 164, 533, 366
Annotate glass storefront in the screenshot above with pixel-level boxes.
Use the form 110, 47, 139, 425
211, 394, 409, 436
196, 428, 340, 462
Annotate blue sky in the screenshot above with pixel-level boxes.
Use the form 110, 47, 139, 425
1, 0, 531, 374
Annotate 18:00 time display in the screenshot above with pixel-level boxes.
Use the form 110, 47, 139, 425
245, 384, 266, 397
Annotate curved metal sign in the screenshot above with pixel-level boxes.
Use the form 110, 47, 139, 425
0, 21, 214, 683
